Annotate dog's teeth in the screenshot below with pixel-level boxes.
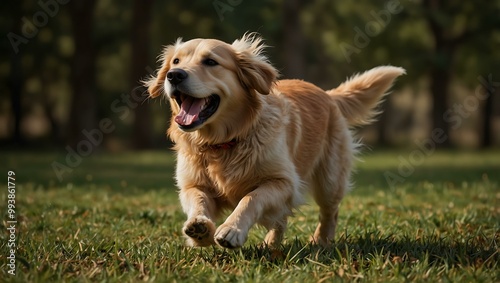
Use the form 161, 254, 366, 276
201, 97, 209, 110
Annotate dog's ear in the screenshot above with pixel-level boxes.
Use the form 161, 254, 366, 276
144, 39, 182, 98
232, 33, 278, 95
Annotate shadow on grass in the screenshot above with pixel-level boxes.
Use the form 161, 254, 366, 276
207, 231, 499, 269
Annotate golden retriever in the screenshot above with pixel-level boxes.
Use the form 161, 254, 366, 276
146, 33, 405, 249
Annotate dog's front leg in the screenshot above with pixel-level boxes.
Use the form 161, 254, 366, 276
179, 187, 218, 247
214, 179, 295, 249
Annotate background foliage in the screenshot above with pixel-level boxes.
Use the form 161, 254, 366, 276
1, 0, 500, 150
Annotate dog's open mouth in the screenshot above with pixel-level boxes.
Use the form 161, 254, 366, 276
173, 91, 220, 130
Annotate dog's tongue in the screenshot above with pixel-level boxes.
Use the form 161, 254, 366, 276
175, 96, 205, 126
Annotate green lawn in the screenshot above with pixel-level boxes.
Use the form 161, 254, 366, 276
1, 149, 499, 282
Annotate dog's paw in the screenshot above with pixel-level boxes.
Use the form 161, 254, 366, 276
183, 216, 216, 247
214, 224, 247, 249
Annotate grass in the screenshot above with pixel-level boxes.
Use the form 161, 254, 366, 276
0, 149, 499, 282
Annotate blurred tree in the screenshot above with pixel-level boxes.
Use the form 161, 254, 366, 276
422, 0, 500, 147
482, 82, 494, 147
423, 0, 456, 147
8, 1, 24, 145
315, 0, 499, 147
39, 9, 72, 145
282, 0, 306, 79
303, 0, 415, 144
131, 0, 154, 149
466, 12, 500, 148
68, 0, 97, 147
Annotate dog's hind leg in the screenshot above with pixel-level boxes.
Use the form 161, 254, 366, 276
263, 217, 288, 249
310, 171, 349, 247
310, 202, 341, 247
310, 133, 355, 247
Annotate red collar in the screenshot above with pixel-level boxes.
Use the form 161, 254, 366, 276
206, 139, 238, 150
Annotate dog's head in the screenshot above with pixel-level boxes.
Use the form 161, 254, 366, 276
146, 34, 278, 142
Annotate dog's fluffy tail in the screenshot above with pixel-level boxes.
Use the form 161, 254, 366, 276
327, 66, 405, 127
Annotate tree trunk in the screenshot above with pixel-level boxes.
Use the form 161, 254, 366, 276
376, 100, 390, 145
131, 0, 154, 149
429, 64, 452, 147
42, 81, 62, 145
283, 0, 306, 79
9, 2, 24, 146
481, 85, 494, 148
425, 0, 453, 147
68, 1, 97, 148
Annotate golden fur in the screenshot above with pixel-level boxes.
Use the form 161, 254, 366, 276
146, 34, 405, 248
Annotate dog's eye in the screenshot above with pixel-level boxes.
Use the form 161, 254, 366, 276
202, 58, 218, 66
173, 58, 179, 64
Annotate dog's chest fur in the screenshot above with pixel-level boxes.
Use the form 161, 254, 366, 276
201, 137, 284, 205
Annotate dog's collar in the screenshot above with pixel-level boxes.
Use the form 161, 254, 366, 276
205, 139, 238, 151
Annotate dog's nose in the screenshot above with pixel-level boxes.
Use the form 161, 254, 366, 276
167, 69, 188, 85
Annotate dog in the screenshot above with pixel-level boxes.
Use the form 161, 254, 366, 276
146, 33, 405, 249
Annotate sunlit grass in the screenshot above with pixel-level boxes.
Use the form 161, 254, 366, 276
0, 150, 499, 282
